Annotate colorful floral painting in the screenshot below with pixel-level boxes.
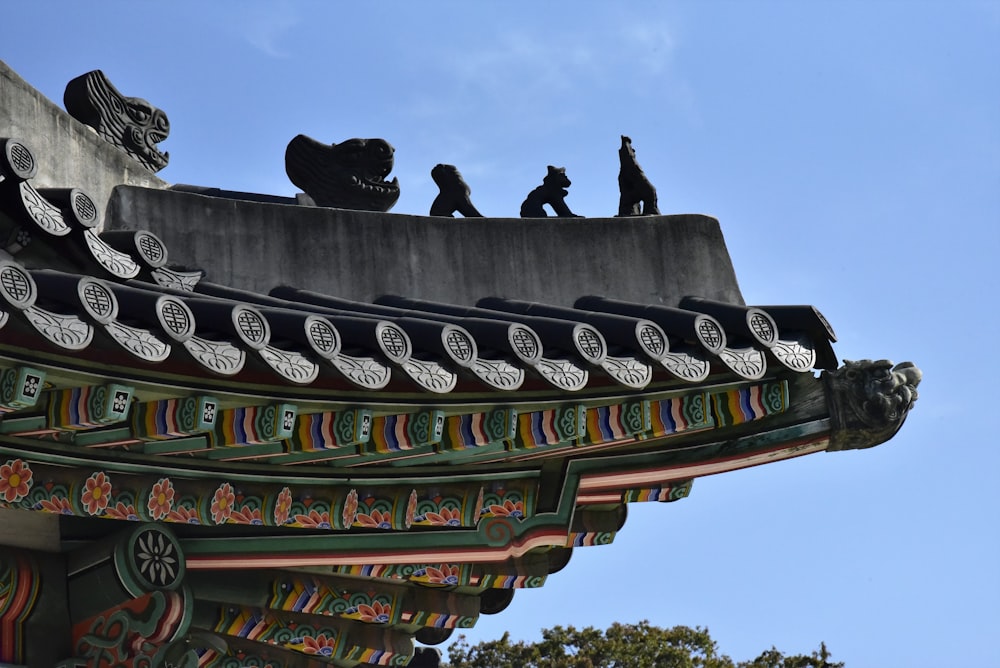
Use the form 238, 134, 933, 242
211, 482, 235, 524
105, 501, 140, 521
289, 632, 338, 657
36, 496, 73, 515
274, 486, 292, 525
0, 458, 32, 503
230, 506, 263, 525
412, 564, 461, 586
484, 499, 523, 519
166, 506, 200, 524
341, 488, 358, 528
147, 478, 175, 521
81, 471, 112, 516
404, 489, 418, 528
415, 506, 462, 526
294, 509, 331, 529
355, 508, 392, 529
344, 600, 392, 624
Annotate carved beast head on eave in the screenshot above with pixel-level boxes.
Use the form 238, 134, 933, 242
64, 70, 170, 173
824, 359, 922, 451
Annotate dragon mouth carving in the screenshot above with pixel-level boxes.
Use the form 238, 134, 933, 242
64, 70, 170, 173
284, 134, 400, 212
824, 359, 922, 451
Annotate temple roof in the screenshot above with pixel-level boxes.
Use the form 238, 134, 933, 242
0, 61, 919, 668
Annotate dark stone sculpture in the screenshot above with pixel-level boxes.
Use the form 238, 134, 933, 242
429, 164, 482, 217
63, 70, 170, 173
519, 165, 581, 218
824, 359, 922, 451
617, 135, 659, 216
284, 134, 400, 212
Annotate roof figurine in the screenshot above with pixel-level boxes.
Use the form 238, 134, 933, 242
520, 165, 582, 218
429, 164, 483, 217
617, 135, 660, 216
285, 134, 401, 211
63, 70, 170, 173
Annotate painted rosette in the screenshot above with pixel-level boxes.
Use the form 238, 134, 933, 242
113, 523, 186, 597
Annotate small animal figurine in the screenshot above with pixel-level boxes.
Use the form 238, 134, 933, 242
617, 135, 660, 216
519, 165, 581, 218
429, 164, 483, 217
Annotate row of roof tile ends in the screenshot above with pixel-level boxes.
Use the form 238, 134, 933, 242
0, 136, 835, 396
63, 68, 659, 218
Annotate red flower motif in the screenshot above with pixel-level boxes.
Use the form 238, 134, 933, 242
405, 490, 418, 528
0, 459, 32, 503
211, 482, 235, 524
487, 499, 524, 518
474, 486, 484, 520
355, 508, 392, 529
421, 564, 460, 586
341, 488, 358, 528
105, 502, 139, 521
299, 633, 338, 656
230, 506, 262, 525
81, 471, 112, 516
424, 506, 462, 526
274, 486, 293, 525
37, 496, 73, 515
294, 509, 331, 529
147, 478, 175, 521
356, 600, 392, 624
167, 505, 200, 524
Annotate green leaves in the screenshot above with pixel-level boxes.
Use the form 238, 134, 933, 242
442, 622, 843, 668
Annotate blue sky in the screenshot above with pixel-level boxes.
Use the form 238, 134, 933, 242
4, 2, 999, 666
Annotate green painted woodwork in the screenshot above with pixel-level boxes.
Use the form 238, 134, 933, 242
0, 365, 44, 413
0, 415, 47, 435
138, 435, 208, 455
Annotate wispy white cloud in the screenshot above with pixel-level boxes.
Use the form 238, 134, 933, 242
238, 4, 300, 58
620, 21, 677, 75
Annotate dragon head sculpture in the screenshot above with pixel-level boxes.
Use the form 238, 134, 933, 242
64, 70, 170, 173
824, 359, 922, 451
284, 134, 400, 212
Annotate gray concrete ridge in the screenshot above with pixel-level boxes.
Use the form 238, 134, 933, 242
1, 58, 743, 307
108, 186, 744, 307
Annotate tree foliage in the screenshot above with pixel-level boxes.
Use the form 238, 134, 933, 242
442, 621, 843, 668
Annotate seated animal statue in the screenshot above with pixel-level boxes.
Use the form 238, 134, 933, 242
617, 135, 660, 216
285, 134, 401, 212
64, 70, 170, 173
429, 164, 483, 217
519, 165, 581, 218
